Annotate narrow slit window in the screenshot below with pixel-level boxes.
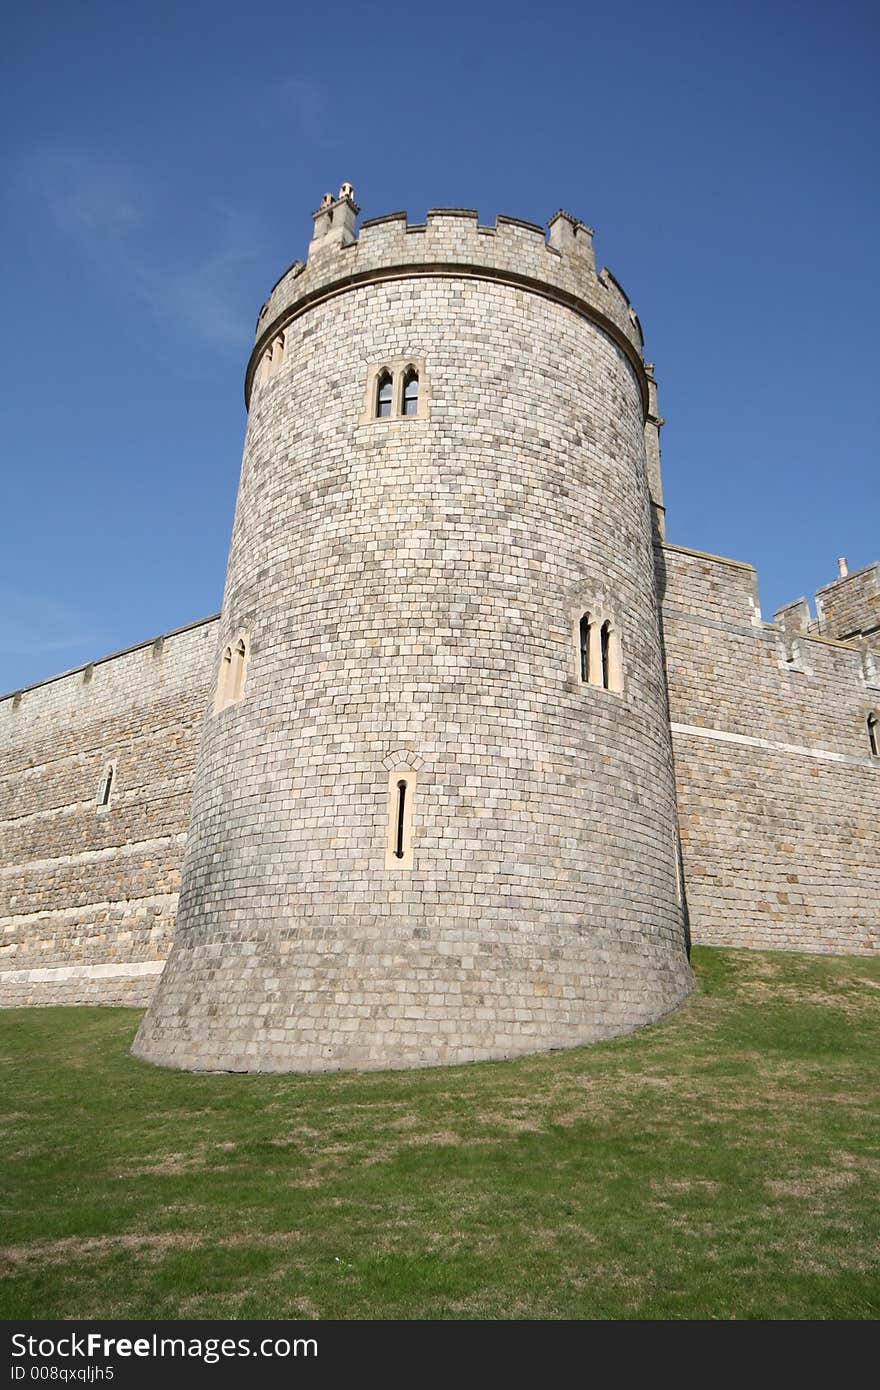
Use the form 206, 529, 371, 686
578, 613, 591, 683
99, 764, 114, 807
395, 780, 407, 858
672, 828, 683, 905
869, 712, 879, 758
385, 768, 416, 868
600, 621, 612, 690
376, 372, 393, 418
402, 368, 419, 417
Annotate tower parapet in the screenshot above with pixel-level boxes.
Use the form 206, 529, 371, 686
250, 193, 647, 411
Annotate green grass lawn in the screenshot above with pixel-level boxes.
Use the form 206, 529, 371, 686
1, 945, 878, 1320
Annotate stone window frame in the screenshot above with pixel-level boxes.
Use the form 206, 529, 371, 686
572, 604, 624, 694
361, 359, 429, 425
96, 758, 117, 813
868, 710, 879, 759
382, 749, 423, 869
214, 631, 250, 714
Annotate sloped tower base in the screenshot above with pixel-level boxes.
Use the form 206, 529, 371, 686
133, 918, 692, 1073
132, 193, 694, 1073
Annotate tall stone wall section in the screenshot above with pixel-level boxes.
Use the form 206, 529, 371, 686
133, 205, 693, 1073
0, 618, 217, 1005
659, 543, 880, 955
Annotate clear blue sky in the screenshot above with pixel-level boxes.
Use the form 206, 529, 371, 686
2, 0, 877, 692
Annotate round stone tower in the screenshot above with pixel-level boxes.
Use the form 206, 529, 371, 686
132, 187, 693, 1072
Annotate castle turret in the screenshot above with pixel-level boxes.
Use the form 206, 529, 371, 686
132, 189, 693, 1072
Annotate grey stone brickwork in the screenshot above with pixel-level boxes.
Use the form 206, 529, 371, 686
2, 189, 876, 1062
132, 194, 693, 1072
773, 561, 880, 651
0, 619, 217, 1005
660, 544, 879, 955
815, 563, 880, 645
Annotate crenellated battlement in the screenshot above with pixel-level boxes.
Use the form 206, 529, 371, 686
774, 559, 880, 675
246, 188, 646, 409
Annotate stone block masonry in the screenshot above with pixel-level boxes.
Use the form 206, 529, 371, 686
133, 191, 693, 1072
659, 544, 879, 955
0, 618, 217, 1005
3, 186, 876, 1063
815, 561, 880, 647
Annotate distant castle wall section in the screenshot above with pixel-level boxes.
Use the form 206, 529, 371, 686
815, 563, 880, 645
660, 544, 879, 955
0, 617, 218, 1006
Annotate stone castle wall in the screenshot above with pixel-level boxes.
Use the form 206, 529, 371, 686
1, 193, 876, 1047
660, 543, 879, 955
133, 205, 693, 1072
0, 618, 217, 1005
4, 531, 875, 1020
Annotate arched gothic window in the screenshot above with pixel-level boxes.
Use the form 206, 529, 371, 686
402, 368, 419, 417
578, 613, 591, 683
376, 371, 393, 418
600, 621, 612, 690
215, 636, 248, 712
364, 361, 428, 424
575, 610, 623, 693
231, 638, 247, 702
216, 646, 233, 710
